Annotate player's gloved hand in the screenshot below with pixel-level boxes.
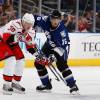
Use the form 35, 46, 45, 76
49, 41, 56, 48
48, 54, 57, 63
35, 54, 50, 66
53, 47, 65, 56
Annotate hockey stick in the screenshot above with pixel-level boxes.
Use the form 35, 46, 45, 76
49, 63, 67, 86
35, 38, 61, 81
48, 64, 60, 81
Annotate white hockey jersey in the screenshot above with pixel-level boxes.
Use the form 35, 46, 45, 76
0, 19, 35, 46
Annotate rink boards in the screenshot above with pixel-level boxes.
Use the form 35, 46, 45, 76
0, 33, 100, 68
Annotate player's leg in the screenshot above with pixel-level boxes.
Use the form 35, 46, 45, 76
10, 44, 25, 93
35, 44, 52, 91
56, 60, 79, 94
34, 61, 52, 91
3, 57, 16, 95
54, 51, 79, 94
12, 59, 25, 93
0, 40, 16, 95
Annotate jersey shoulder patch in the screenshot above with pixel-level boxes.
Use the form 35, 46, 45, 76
37, 16, 48, 22
42, 16, 48, 21
60, 30, 66, 37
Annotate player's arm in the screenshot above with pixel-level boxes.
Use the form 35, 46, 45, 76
26, 44, 36, 54
34, 15, 47, 30
2, 21, 19, 45
25, 30, 37, 55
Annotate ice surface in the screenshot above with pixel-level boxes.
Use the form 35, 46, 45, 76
0, 67, 100, 100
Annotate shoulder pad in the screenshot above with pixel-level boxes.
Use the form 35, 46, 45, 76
42, 16, 48, 21
12, 19, 22, 29
37, 16, 42, 21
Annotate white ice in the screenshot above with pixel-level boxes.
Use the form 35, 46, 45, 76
0, 67, 100, 100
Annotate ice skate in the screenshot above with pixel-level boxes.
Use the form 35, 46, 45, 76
12, 82, 25, 94
36, 83, 52, 92
70, 84, 79, 95
3, 84, 13, 95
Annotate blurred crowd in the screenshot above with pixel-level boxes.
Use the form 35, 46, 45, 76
62, 11, 93, 32
0, 0, 16, 26
0, 0, 100, 33
61, 10, 100, 33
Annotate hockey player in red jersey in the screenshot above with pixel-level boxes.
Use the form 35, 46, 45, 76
0, 13, 36, 95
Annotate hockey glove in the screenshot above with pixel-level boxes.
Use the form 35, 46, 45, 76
35, 54, 50, 66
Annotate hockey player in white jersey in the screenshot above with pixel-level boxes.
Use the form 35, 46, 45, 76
0, 13, 36, 95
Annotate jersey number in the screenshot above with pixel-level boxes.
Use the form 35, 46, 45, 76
8, 26, 16, 32
62, 38, 67, 45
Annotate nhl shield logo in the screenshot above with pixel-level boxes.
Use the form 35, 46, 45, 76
60, 31, 66, 37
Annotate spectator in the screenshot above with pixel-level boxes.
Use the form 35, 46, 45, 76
78, 16, 88, 32
0, 3, 3, 15
61, 12, 76, 32
3, 0, 16, 20
0, 0, 4, 26
0, 0, 16, 26
0, 0, 4, 5
0, 13, 9, 26
96, 11, 100, 32
83, 11, 93, 32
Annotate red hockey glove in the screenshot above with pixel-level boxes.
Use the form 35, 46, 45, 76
35, 54, 50, 66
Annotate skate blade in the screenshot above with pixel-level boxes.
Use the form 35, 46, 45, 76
3, 90, 12, 95
13, 88, 25, 94
70, 91, 80, 95
36, 89, 52, 93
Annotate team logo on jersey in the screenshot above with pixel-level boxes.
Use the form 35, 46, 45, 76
60, 31, 66, 37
